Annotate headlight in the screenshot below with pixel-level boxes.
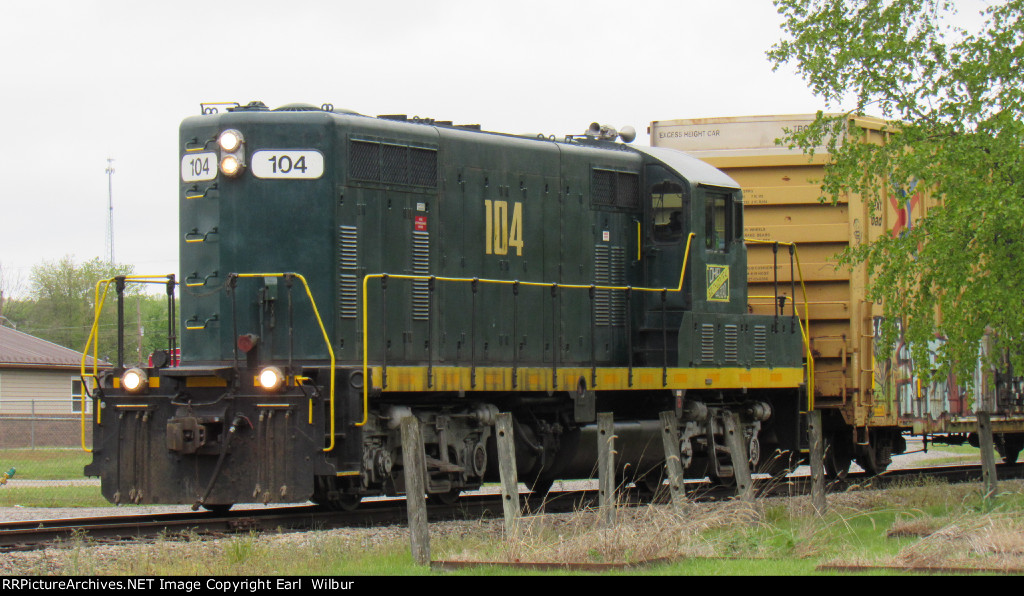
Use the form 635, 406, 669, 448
218, 129, 244, 152
220, 154, 244, 177
121, 368, 148, 393
258, 366, 285, 392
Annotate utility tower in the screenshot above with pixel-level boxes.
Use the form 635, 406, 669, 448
105, 158, 115, 264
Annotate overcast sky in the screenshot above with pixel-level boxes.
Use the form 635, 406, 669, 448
0, 0, 828, 294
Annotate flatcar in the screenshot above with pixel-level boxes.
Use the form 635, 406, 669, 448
83, 102, 806, 509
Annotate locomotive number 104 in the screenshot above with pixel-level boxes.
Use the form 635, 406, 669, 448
484, 200, 524, 256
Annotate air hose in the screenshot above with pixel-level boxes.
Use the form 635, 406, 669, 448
193, 414, 246, 511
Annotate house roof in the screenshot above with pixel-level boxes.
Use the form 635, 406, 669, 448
0, 326, 106, 369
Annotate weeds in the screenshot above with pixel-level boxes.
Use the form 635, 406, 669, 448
6, 479, 1023, 575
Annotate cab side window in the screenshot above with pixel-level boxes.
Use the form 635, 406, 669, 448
705, 192, 731, 252
651, 179, 687, 244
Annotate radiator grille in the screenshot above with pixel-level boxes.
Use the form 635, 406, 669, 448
350, 141, 381, 181
591, 169, 640, 210
350, 140, 437, 187
383, 144, 407, 184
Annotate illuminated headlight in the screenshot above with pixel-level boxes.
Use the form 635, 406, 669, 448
258, 366, 285, 392
121, 368, 148, 393
218, 129, 244, 152
220, 154, 244, 177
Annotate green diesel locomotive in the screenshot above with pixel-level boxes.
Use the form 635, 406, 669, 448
84, 102, 807, 509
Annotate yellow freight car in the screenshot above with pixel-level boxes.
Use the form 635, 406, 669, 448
651, 114, 1024, 472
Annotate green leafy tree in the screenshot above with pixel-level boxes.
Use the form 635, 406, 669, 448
768, 0, 1024, 386
24, 256, 171, 365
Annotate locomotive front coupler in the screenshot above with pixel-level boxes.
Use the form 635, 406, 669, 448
192, 412, 249, 511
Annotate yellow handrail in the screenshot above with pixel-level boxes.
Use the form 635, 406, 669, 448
235, 273, 336, 452
358, 233, 697, 426
80, 275, 176, 452
744, 238, 816, 409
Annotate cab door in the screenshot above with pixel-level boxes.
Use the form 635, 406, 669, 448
643, 164, 692, 309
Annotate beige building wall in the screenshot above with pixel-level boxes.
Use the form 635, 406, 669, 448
0, 369, 92, 414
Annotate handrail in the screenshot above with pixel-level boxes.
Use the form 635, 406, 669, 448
80, 275, 177, 452
79, 272, 337, 453
358, 233, 697, 427
234, 273, 336, 452
745, 237, 816, 409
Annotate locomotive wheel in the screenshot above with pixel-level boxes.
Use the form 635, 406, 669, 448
427, 489, 461, 506
758, 448, 797, 478
312, 493, 362, 511
634, 469, 670, 503
334, 494, 363, 511
708, 471, 736, 488
530, 477, 554, 496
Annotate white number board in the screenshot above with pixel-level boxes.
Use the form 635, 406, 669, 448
181, 152, 218, 182
251, 150, 324, 179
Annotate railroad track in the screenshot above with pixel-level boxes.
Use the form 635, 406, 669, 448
3, 462, 1021, 553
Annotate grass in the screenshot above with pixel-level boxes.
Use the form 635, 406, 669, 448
4, 455, 1023, 575
429, 479, 1024, 575
0, 448, 104, 507
0, 448, 92, 480
38, 478, 1017, 576
903, 444, 1000, 468
0, 485, 111, 508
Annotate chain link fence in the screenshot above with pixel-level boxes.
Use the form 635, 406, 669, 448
0, 399, 93, 450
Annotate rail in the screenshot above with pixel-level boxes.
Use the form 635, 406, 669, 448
744, 239, 816, 409
231, 273, 337, 452
357, 235, 698, 426
80, 275, 177, 452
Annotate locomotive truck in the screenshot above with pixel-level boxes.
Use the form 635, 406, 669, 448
82, 102, 808, 510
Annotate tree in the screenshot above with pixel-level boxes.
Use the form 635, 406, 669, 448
0, 261, 27, 329
24, 256, 171, 365
768, 0, 1024, 386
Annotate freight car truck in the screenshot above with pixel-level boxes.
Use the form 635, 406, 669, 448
650, 114, 1024, 472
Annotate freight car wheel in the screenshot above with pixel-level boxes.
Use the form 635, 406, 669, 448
997, 435, 1023, 464
823, 437, 852, 479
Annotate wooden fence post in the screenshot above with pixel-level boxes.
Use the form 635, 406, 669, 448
721, 412, 753, 502
808, 409, 827, 516
597, 412, 616, 525
658, 411, 687, 510
400, 416, 430, 565
495, 413, 521, 534
978, 411, 998, 502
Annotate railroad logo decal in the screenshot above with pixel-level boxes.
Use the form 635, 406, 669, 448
706, 265, 730, 302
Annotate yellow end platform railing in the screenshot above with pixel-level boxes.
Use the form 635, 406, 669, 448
744, 239, 815, 409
